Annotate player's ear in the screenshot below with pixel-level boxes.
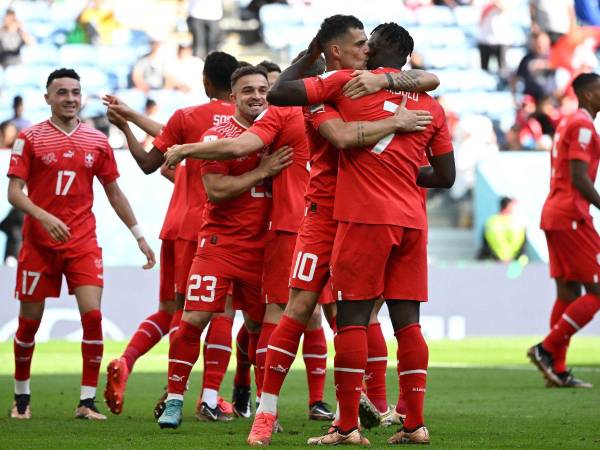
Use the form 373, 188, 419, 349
44, 92, 50, 105
229, 92, 236, 103
330, 44, 341, 61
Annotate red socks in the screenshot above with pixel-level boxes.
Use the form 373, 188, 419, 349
167, 320, 202, 395
169, 309, 183, 345
122, 310, 172, 372
234, 326, 251, 387
303, 327, 328, 405
262, 315, 305, 397
549, 298, 569, 373
81, 309, 103, 390
14, 316, 41, 384
365, 323, 388, 413
202, 316, 233, 391
334, 326, 368, 433
395, 323, 428, 431
543, 294, 600, 355
256, 322, 277, 397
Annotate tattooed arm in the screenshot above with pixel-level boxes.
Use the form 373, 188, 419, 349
343, 69, 439, 99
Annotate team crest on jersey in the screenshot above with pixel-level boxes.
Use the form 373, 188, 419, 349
84, 152, 95, 168
41, 152, 57, 165
94, 258, 103, 269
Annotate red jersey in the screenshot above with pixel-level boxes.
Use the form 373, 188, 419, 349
303, 103, 341, 209
200, 117, 271, 248
303, 68, 453, 229
541, 108, 600, 230
7, 120, 119, 250
247, 106, 310, 232
153, 100, 235, 241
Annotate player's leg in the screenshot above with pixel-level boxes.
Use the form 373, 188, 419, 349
548, 279, 581, 376
73, 285, 106, 420
256, 303, 285, 401
233, 322, 252, 418
304, 305, 333, 421
197, 295, 235, 421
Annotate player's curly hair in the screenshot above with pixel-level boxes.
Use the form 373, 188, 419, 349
372, 22, 414, 62
572, 72, 600, 98
230, 65, 268, 89
203, 51, 239, 92
317, 14, 364, 48
46, 68, 79, 88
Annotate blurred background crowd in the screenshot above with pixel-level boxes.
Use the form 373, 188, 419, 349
0, 0, 599, 265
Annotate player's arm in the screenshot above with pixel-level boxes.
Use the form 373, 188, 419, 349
417, 152, 456, 188
571, 160, 600, 209
107, 109, 164, 174
7, 176, 71, 242
267, 38, 322, 106
103, 95, 163, 137
203, 146, 293, 203
160, 164, 175, 183
342, 70, 440, 99
318, 105, 433, 149
102, 180, 156, 269
165, 132, 264, 167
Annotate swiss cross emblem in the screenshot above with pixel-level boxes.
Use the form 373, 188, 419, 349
42, 152, 57, 165
94, 258, 103, 269
84, 152, 95, 168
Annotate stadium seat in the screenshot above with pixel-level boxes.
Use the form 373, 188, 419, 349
82, 97, 106, 118
435, 69, 498, 94
97, 45, 139, 70
415, 6, 456, 26
421, 47, 476, 69
21, 44, 60, 66
27, 21, 58, 42
59, 44, 99, 67
11, 0, 51, 23
113, 89, 147, 112
77, 67, 113, 95
3, 65, 52, 89
453, 5, 480, 28
409, 27, 467, 48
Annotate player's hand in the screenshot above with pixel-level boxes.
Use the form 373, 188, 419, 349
306, 35, 323, 60
102, 94, 134, 120
164, 144, 188, 168
137, 237, 156, 270
394, 96, 432, 132
39, 212, 71, 243
258, 146, 294, 178
343, 71, 387, 99
107, 108, 128, 129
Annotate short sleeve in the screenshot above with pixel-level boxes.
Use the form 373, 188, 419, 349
7, 133, 32, 181
95, 143, 120, 185
153, 109, 184, 153
247, 107, 283, 146
566, 123, 594, 163
427, 102, 454, 157
303, 71, 349, 105
199, 131, 230, 176
307, 103, 343, 130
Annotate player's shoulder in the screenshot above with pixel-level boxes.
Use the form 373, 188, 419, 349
316, 69, 354, 82
180, 100, 234, 116
77, 122, 111, 147
565, 110, 594, 129
20, 119, 51, 142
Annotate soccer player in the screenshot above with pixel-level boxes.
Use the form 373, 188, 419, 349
8, 68, 155, 420
257, 60, 282, 87
102, 52, 240, 420
267, 21, 455, 445
157, 65, 293, 429
528, 72, 600, 389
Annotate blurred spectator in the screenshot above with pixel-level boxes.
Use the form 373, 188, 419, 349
187, 0, 223, 58
530, 0, 576, 45
7, 95, 31, 132
410, 52, 425, 70
0, 8, 35, 68
477, 197, 526, 262
0, 121, 18, 148
165, 44, 204, 93
575, 0, 600, 26
0, 207, 24, 267
131, 39, 168, 93
79, 0, 124, 45
512, 32, 556, 101
257, 60, 281, 86
436, 95, 459, 139
477, 0, 513, 78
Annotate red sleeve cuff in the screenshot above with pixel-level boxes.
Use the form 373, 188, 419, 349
98, 172, 120, 186
304, 78, 319, 105
246, 128, 268, 146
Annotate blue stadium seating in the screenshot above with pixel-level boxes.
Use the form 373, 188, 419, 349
21, 44, 60, 66
59, 44, 99, 67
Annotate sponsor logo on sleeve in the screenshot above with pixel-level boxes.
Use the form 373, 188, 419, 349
578, 128, 592, 149
11, 138, 24, 156
203, 135, 218, 143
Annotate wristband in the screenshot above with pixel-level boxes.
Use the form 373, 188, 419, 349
385, 72, 394, 90
130, 224, 144, 241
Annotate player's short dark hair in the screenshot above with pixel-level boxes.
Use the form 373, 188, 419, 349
317, 14, 364, 47
145, 98, 157, 109
46, 68, 80, 88
372, 22, 414, 63
291, 50, 325, 77
203, 51, 239, 91
230, 65, 268, 89
237, 60, 252, 68
499, 196, 513, 211
13, 95, 23, 109
257, 60, 281, 74
572, 72, 600, 97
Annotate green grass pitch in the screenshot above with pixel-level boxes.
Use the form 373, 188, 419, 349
1, 338, 600, 449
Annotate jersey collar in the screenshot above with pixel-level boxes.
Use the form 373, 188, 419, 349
232, 116, 249, 130
578, 108, 594, 121
48, 117, 81, 137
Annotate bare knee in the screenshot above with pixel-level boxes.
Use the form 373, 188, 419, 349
306, 305, 322, 330
555, 279, 582, 302
182, 310, 211, 330
285, 289, 319, 325
263, 303, 285, 324
19, 301, 45, 321
159, 301, 176, 314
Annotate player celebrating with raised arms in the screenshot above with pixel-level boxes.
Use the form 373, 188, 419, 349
528, 72, 600, 389
157, 65, 293, 429
8, 68, 155, 420
266, 22, 455, 445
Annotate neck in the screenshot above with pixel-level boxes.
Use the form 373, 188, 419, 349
213, 89, 232, 102
581, 104, 597, 118
50, 114, 79, 133
234, 111, 253, 128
